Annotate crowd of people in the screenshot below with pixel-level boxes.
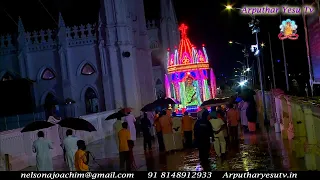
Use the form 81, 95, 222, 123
32, 129, 90, 171
30, 97, 257, 171
110, 96, 258, 171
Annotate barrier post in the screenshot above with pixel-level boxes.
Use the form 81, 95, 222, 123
5, 154, 10, 171
303, 106, 317, 170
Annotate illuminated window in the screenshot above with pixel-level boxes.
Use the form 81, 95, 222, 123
81, 63, 95, 75
41, 68, 55, 80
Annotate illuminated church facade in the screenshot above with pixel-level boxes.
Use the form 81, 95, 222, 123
0, 0, 178, 120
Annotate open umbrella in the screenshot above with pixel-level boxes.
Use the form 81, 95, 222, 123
119, 107, 133, 114
200, 97, 230, 108
21, 121, 55, 133
105, 111, 126, 120
152, 97, 179, 106
58, 117, 96, 132
141, 103, 157, 112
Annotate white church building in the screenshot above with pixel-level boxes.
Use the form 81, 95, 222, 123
0, 0, 179, 123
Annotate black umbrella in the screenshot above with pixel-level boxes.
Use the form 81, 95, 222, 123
21, 121, 55, 133
152, 97, 179, 106
200, 97, 230, 107
105, 111, 126, 120
141, 103, 157, 112
58, 117, 96, 132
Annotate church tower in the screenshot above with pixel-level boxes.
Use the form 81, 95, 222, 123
98, 0, 143, 114
159, 0, 180, 68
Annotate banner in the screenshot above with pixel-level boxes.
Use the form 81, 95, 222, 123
307, 8, 320, 83
1, 171, 317, 179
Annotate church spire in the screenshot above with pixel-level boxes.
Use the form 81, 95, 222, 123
58, 12, 65, 27
160, 0, 178, 25
18, 17, 25, 33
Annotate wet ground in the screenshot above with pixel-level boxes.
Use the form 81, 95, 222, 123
22, 124, 306, 171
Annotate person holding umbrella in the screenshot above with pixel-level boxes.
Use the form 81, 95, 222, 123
63, 129, 79, 171
124, 112, 137, 142
140, 113, 152, 152
32, 131, 54, 171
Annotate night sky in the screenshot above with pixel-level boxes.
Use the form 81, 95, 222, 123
0, 0, 317, 90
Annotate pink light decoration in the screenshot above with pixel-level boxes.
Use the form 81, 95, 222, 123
198, 50, 206, 63
165, 74, 171, 98
210, 69, 216, 98
169, 54, 175, 66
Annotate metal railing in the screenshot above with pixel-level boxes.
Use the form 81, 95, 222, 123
0, 112, 45, 132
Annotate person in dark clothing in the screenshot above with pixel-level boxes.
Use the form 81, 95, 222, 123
140, 112, 152, 151
246, 100, 257, 133
194, 110, 214, 166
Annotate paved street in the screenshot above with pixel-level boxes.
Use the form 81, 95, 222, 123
22, 122, 306, 171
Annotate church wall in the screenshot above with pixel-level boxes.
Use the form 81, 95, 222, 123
66, 45, 103, 116
0, 0, 180, 118
14, 50, 61, 109
0, 54, 19, 77
153, 65, 165, 98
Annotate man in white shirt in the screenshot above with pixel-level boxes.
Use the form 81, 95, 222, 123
208, 112, 226, 157
32, 131, 53, 171
63, 129, 79, 171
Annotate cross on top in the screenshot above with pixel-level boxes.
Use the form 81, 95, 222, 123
179, 24, 188, 38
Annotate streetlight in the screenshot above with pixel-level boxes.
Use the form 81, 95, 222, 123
225, 4, 242, 10
261, 43, 265, 47
225, 4, 268, 125
239, 80, 248, 86
249, 16, 269, 125
225, 5, 233, 10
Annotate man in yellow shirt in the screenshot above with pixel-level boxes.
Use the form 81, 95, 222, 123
118, 122, 131, 171
74, 140, 89, 171
181, 111, 194, 148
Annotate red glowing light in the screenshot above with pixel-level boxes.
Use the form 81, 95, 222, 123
175, 46, 177, 49
202, 44, 205, 47
167, 48, 170, 51
179, 24, 188, 38
178, 24, 193, 62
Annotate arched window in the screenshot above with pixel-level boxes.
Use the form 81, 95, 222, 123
156, 78, 162, 85
44, 93, 59, 119
85, 87, 98, 114
81, 63, 95, 75
41, 68, 55, 80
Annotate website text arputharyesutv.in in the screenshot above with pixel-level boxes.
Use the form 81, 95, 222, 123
222, 172, 298, 179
